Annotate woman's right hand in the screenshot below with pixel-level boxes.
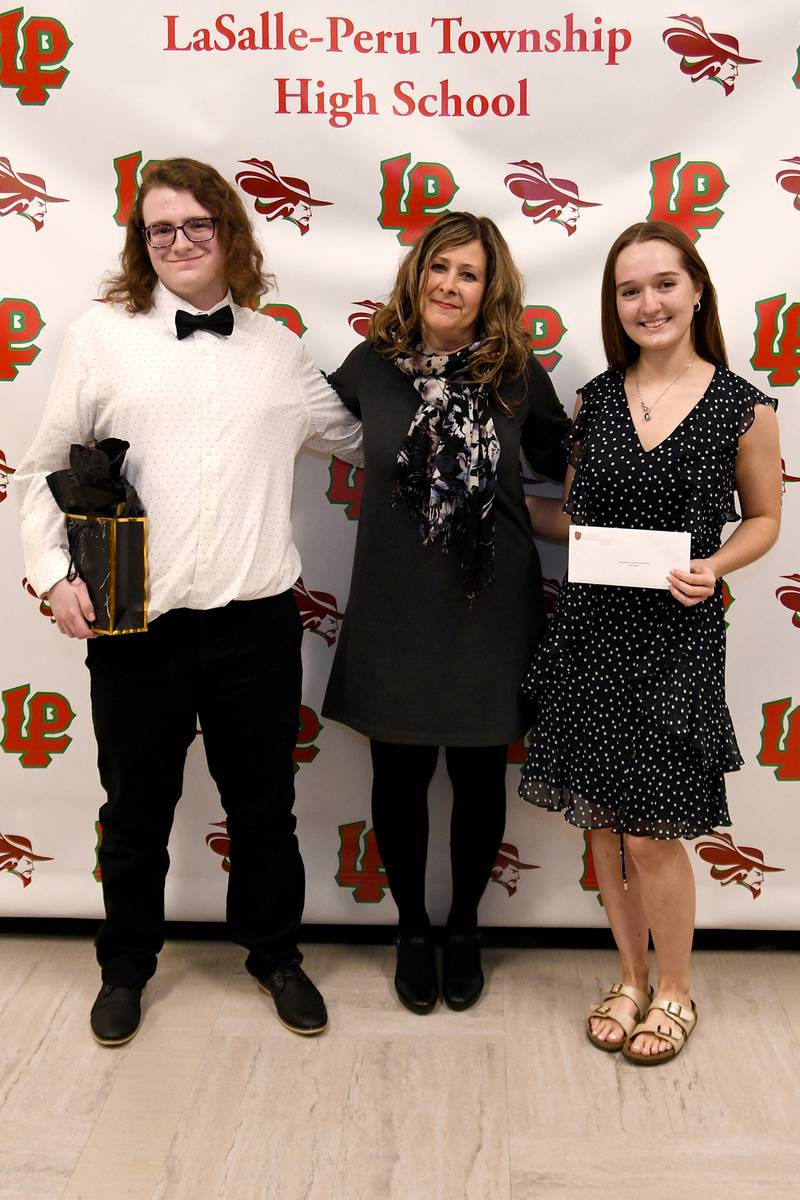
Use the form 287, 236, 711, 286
47, 576, 98, 638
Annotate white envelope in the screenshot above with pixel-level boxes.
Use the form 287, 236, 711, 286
568, 525, 691, 589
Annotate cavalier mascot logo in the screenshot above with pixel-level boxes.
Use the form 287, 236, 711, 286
776, 158, 800, 212
504, 161, 599, 236
206, 820, 231, 873
348, 300, 382, 339
662, 15, 760, 96
0, 156, 66, 229
293, 577, 344, 647
0, 448, 15, 502
695, 831, 783, 899
776, 575, 800, 629
782, 458, 800, 492
490, 842, 539, 897
0, 832, 52, 887
235, 158, 331, 235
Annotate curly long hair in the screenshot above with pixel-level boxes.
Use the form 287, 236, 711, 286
601, 220, 728, 369
370, 211, 530, 400
102, 157, 273, 313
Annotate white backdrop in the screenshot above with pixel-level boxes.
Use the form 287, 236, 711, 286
1, 1, 798, 927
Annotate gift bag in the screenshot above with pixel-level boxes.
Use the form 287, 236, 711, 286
65, 510, 148, 634
47, 438, 149, 635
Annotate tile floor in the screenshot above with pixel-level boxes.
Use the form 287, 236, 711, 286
0, 936, 798, 1199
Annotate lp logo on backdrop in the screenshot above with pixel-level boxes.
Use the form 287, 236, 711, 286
648, 153, 728, 243
327, 459, 363, 520
258, 303, 307, 337
751, 295, 800, 387
113, 151, 159, 226
1, 683, 75, 767
0, 297, 44, 381
758, 698, 800, 781
378, 153, 459, 245
520, 306, 567, 372
0, 7, 71, 104
335, 821, 389, 902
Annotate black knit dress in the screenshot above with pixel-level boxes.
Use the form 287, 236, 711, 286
322, 340, 571, 746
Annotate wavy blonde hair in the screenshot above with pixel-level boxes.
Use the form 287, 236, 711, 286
103, 157, 273, 313
371, 212, 530, 401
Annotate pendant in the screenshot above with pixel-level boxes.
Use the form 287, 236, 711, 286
642, 409, 651, 421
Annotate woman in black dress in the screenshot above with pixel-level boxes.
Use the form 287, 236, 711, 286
520, 221, 782, 1063
323, 212, 570, 1013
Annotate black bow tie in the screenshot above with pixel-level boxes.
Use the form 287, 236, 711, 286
175, 305, 234, 341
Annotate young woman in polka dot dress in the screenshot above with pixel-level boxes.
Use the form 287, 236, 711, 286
519, 221, 782, 1064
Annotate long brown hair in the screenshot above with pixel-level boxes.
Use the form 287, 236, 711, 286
102, 157, 273, 313
370, 211, 530, 397
601, 220, 728, 368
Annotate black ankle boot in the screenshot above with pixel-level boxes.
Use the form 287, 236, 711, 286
394, 935, 438, 1014
442, 931, 483, 1011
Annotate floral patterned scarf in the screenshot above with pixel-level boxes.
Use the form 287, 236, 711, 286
393, 341, 500, 603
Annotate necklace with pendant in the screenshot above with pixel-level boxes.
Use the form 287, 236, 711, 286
634, 354, 696, 422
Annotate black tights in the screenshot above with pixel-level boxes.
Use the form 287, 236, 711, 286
369, 740, 508, 937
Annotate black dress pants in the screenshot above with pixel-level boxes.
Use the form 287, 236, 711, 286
86, 593, 304, 988
369, 740, 508, 937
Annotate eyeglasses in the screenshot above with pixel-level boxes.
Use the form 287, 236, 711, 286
141, 217, 219, 248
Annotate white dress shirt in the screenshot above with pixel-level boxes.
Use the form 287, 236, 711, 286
15, 284, 362, 621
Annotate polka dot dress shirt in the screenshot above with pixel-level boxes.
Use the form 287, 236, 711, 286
15, 284, 363, 620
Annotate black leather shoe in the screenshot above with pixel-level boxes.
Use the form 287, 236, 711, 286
443, 932, 484, 1011
253, 960, 328, 1035
90, 984, 143, 1045
395, 936, 438, 1015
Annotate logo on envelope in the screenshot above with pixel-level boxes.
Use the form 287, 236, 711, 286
568, 526, 690, 589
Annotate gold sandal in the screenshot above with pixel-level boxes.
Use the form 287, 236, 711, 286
622, 998, 697, 1065
586, 982, 652, 1053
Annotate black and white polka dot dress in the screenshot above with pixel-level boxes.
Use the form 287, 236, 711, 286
519, 366, 777, 840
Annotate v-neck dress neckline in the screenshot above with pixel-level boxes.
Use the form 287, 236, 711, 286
624, 363, 719, 455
